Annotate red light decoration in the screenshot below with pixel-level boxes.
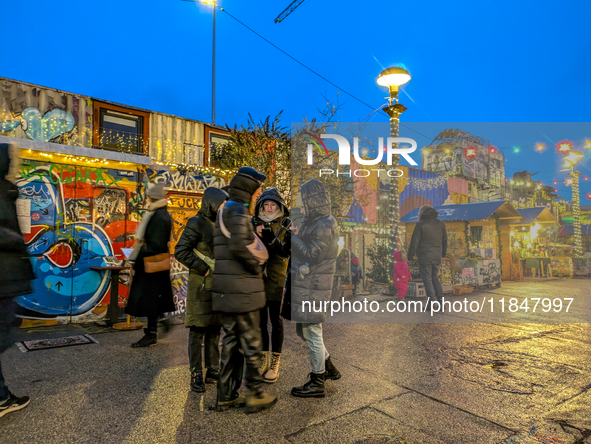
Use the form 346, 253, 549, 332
587, 192, 591, 200
556, 139, 573, 156
464, 146, 478, 160
553, 181, 557, 185
554, 188, 559, 192
585, 176, 589, 181
489, 146, 496, 154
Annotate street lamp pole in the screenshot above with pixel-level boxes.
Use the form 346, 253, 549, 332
377, 66, 411, 289
565, 150, 584, 258
212, 1, 216, 125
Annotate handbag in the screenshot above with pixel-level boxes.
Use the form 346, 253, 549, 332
144, 253, 171, 273
219, 206, 269, 265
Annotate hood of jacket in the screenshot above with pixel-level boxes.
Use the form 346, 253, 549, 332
228, 167, 266, 203
419, 205, 438, 221
393, 251, 403, 261
0, 142, 20, 182
255, 187, 289, 218
300, 179, 331, 222
198, 187, 229, 221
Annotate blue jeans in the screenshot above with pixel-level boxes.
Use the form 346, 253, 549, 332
0, 298, 17, 403
296, 323, 329, 374
419, 264, 443, 302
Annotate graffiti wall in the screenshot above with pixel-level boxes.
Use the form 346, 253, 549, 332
15, 159, 142, 322
1, 78, 93, 147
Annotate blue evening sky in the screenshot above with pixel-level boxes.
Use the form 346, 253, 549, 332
3, 0, 591, 198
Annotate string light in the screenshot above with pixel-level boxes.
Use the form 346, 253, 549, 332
556, 139, 573, 156
536, 144, 544, 152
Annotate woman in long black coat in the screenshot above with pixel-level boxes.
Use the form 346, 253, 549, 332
174, 186, 228, 392
253, 187, 291, 383
0, 142, 34, 414
126, 183, 175, 348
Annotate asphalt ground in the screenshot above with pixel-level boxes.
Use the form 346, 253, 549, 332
1, 278, 591, 444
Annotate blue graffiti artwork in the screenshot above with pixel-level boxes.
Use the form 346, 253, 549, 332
21, 107, 75, 142
16, 167, 114, 317
0, 120, 21, 131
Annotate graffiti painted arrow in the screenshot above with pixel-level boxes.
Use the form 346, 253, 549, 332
55, 281, 64, 290
45, 282, 52, 290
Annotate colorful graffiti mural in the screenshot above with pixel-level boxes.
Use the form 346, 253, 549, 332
1, 78, 93, 147
15, 160, 141, 321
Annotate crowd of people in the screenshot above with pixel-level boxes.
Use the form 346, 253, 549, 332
0, 155, 344, 416
0, 145, 449, 417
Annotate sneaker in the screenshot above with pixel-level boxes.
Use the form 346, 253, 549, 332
0, 394, 30, 418
191, 372, 205, 393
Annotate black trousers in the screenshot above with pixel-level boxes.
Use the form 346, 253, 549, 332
146, 315, 158, 334
260, 300, 284, 353
0, 298, 17, 402
217, 311, 264, 403
188, 325, 220, 374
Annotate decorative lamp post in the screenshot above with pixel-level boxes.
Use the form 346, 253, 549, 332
564, 150, 584, 258
377, 66, 411, 289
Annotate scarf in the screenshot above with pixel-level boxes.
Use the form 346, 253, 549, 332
259, 208, 283, 223
128, 199, 168, 261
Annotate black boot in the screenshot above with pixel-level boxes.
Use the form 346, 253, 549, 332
291, 372, 325, 398
205, 368, 219, 384
325, 357, 341, 380
191, 372, 206, 392
131, 329, 157, 348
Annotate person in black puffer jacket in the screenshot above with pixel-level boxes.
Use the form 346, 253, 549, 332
211, 167, 277, 414
253, 187, 291, 383
290, 179, 341, 399
0, 142, 34, 416
125, 183, 176, 347
407, 205, 447, 306
175, 186, 228, 393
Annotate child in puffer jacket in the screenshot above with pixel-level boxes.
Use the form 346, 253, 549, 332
393, 250, 410, 298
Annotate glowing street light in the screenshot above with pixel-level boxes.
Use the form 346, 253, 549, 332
377, 65, 410, 290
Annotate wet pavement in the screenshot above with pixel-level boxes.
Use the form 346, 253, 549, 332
1, 278, 591, 443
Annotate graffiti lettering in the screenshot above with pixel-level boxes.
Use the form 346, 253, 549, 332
22, 164, 123, 189
168, 195, 202, 210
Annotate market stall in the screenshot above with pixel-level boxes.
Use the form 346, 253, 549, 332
402, 201, 524, 289
508, 208, 560, 279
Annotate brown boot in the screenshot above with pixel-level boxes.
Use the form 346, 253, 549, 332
263, 353, 281, 383
214, 395, 246, 412
245, 391, 277, 414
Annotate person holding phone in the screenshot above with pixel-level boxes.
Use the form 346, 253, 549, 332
253, 187, 291, 383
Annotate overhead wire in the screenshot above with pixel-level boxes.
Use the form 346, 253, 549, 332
182, 0, 434, 141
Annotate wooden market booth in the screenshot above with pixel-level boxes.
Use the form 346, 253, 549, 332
402, 201, 524, 285
510, 207, 563, 278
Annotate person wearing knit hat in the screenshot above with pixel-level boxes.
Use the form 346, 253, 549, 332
125, 182, 175, 347
211, 166, 277, 414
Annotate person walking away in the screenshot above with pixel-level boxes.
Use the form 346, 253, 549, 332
393, 250, 410, 299
0, 142, 34, 417
350, 255, 362, 297
290, 179, 341, 398
174, 187, 228, 392
126, 183, 175, 347
211, 167, 277, 413
253, 187, 291, 383
407, 205, 447, 309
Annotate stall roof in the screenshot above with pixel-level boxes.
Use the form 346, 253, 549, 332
517, 207, 557, 224
561, 224, 591, 236
401, 200, 523, 222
